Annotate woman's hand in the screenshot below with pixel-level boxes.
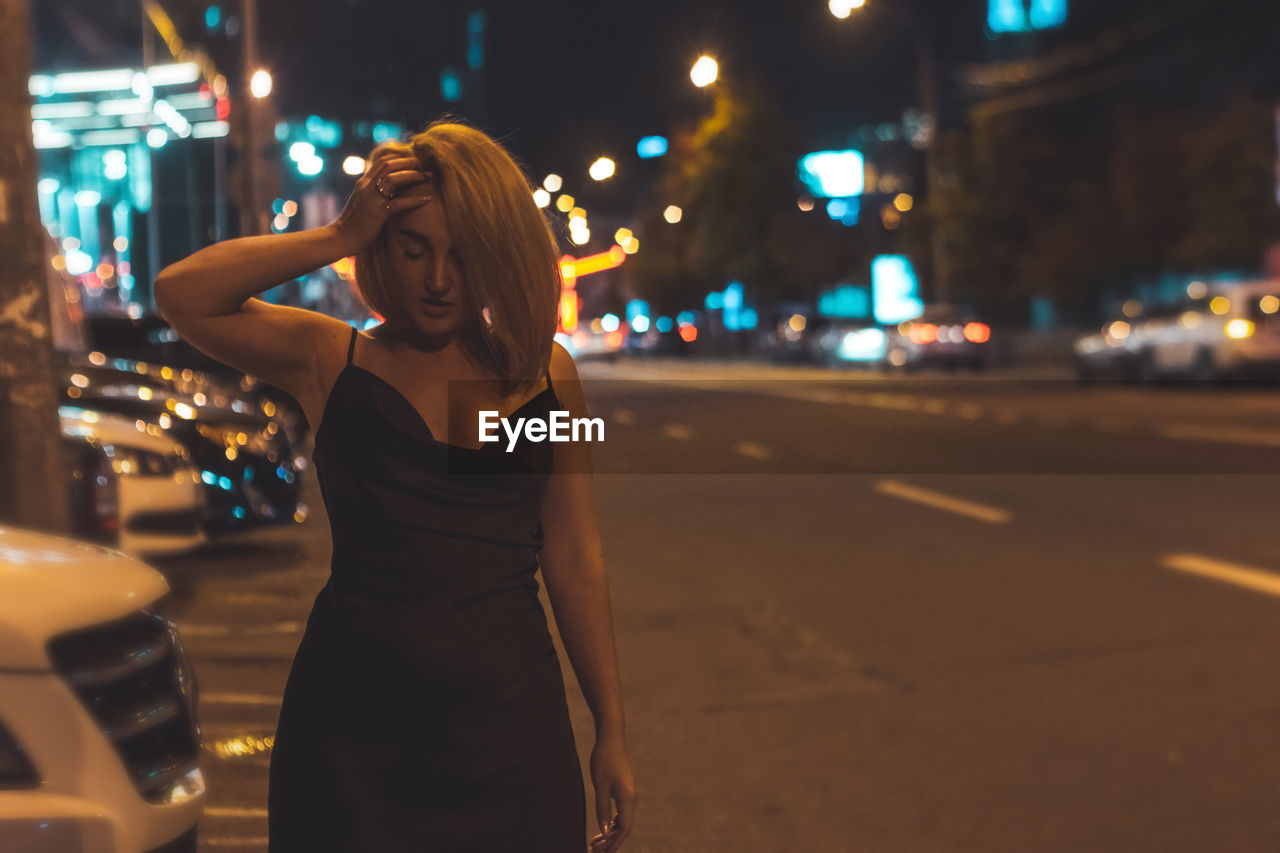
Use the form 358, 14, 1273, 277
588, 734, 636, 853
331, 146, 433, 256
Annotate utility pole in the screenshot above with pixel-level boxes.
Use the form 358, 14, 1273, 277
0, 0, 74, 533
238, 0, 263, 238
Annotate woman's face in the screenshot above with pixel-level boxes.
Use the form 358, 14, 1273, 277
385, 197, 467, 338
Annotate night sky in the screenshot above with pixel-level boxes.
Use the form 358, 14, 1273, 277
34, 0, 991, 177
32, 1, 1259, 196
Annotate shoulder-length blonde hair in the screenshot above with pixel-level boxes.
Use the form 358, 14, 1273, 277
352, 118, 561, 399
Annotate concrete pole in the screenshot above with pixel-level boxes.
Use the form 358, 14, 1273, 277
0, 0, 74, 533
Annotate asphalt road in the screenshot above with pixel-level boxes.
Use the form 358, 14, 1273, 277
154, 358, 1280, 852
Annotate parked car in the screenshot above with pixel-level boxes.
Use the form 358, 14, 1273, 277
58, 362, 306, 536
0, 525, 204, 851
60, 405, 207, 559
1127, 280, 1280, 381
1073, 303, 1146, 381
883, 304, 992, 371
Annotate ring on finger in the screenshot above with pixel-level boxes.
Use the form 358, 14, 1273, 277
375, 178, 393, 198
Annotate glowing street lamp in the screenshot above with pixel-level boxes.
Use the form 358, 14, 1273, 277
250, 69, 272, 98
828, 0, 865, 19
690, 55, 718, 88
589, 157, 615, 181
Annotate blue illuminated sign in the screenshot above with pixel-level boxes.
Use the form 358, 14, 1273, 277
872, 255, 924, 324
440, 69, 462, 102
988, 0, 1067, 33
637, 136, 668, 159
798, 150, 864, 198
818, 284, 871, 319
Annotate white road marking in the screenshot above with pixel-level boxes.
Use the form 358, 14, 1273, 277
661, 423, 692, 439
175, 621, 303, 637
205, 807, 269, 818
874, 479, 1012, 524
733, 441, 772, 460
200, 693, 282, 706
1161, 553, 1280, 599
1159, 424, 1280, 449
920, 399, 948, 415
612, 408, 636, 425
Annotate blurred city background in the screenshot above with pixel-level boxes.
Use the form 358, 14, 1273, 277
3, 0, 1280, 851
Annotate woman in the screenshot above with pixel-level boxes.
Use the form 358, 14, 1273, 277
154, 119, 636, 852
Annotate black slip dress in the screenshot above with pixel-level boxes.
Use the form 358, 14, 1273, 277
267, 324, 586, 852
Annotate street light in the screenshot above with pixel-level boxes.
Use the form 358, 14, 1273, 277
690, 55, 718, 88
250, 69, 272, 98
589, 157, 615, 181
828, 0, 866, 19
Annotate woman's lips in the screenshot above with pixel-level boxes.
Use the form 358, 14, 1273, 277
419, 298, 453, 316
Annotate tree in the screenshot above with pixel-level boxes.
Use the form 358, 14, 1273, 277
628, 78, 865, 315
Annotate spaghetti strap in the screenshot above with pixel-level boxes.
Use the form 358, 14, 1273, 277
346, 325, 358, 367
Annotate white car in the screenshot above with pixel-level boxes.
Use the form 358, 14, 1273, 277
60, 406, 207, 559
0, 525, 204, 852
1130, 280, 1280, 380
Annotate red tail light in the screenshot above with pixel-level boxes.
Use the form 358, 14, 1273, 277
963, 322, 990, 343
908, 323, 938, 345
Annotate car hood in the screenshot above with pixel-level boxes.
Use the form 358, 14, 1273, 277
0, 526, 169, 670
59, 405, 187, 456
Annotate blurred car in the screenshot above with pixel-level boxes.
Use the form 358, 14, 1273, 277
556, 324, 626, 361
813, 321, 892, 368
1127, 280, 1280, 380
759, 309, 822, 363
1073, 303, 1146, 380
0, 525, 204, 851
883, 304, 992, 371
58, 361, 306, 537
60, 405, 207, 559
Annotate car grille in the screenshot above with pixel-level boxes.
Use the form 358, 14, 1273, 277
46, 609, 201, 803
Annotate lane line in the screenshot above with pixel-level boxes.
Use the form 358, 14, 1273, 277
205, 807, 269, 819
733, 441, 772, 460
661, 423, 692, 439
612, 408, 636, 425
1161, 553, 1280, 599
1159, 424, 1280, 449
874, 479, 1012, 524
200, 693, 283, 706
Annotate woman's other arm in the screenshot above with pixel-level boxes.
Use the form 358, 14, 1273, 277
539, 342, 636, 849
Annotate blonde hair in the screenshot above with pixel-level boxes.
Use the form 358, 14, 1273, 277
352, 118, 561, 398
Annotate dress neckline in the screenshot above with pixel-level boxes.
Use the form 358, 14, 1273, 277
315, 362, 557, 454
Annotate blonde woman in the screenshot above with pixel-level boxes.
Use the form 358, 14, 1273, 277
155, 120, 635, 853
